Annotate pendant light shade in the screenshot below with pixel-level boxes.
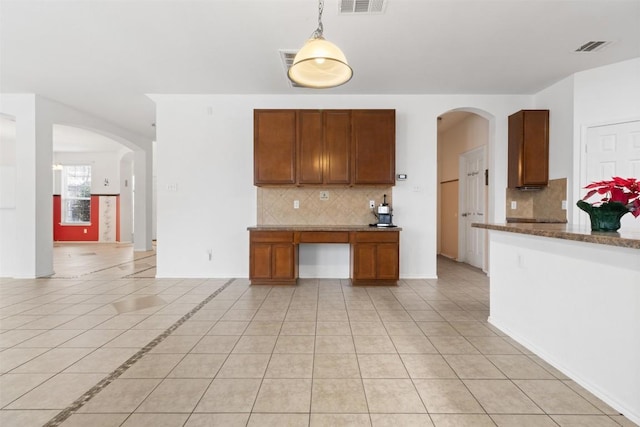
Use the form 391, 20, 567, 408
288, 0, 353, 88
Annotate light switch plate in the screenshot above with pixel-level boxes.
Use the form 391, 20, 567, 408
511, 201, 517, 209
293, 200, 299, 209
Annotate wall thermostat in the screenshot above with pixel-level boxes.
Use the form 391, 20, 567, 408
397, 174, 407, 180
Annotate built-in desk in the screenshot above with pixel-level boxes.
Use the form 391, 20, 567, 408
247, 226, 401, 285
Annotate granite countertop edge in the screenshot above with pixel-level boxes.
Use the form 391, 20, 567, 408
472, 222, 640, 249
248, 225, 403, 232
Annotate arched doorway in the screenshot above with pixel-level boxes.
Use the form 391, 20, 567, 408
52, 125, 134, 243
437, 109, 491, 271
51, 125, 151, 278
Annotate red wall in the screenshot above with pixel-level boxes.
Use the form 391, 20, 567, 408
53, 195, 109, 241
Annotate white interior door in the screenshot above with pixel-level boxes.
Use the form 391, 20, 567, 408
584, 120, 640, 230
459, 147, 486, 269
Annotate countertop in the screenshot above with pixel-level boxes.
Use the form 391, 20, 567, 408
247, 225, 402, 231
505, 217, 567, 224
472, 222, 640, 249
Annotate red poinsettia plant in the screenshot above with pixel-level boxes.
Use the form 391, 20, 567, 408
581, 177, 640, 218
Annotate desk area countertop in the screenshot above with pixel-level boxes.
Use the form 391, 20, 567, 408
247, 225, 402, 232
472, 222, 640, 249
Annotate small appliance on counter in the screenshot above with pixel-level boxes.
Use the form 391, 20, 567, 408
370, 194, 396, 227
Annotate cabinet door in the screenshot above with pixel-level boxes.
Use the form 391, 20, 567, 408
522, 110, 549, 187
297, 110, 323, 184
508, 110, 548, 188
353, 243, 377, 280
376, 243, 399, 280
250, 243, 273, 279
254, 110, 296, 185
272, 244, 296, 280
324, 110, 351, 184
352, 110, 396, 185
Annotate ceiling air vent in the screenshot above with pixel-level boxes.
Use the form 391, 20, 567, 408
574, 41, 612, 52
340, 0, 386, 14
279, 50, 303, 88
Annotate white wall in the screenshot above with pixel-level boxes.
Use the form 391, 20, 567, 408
572, 57, 640, 225
0, 95, 54, 277
574, 57, 640, 126
152, 94, 528, 279
53, 151, 122, 195
534, 75, 575, 182
120, 152, 134, 243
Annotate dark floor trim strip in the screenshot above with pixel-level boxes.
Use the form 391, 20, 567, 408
43, 278, 236, 427
49, 253, 157, 279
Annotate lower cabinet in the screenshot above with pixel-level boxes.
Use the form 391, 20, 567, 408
351, 231, 399, 284
249, 231, 297, 284
249, 229, 399, 285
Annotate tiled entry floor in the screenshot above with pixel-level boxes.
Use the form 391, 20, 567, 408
0, 253, 636, 426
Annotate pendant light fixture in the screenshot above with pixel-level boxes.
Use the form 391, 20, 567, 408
288, 0, 353, 88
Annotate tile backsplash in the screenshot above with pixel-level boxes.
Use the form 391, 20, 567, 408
505, 178, 567, 222
257, 187, 392, 225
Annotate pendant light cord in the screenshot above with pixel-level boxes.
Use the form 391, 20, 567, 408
311, 0, 324, 39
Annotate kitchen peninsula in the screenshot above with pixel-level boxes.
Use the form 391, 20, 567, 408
247, 225, 401, 286
473, 222, 640, 425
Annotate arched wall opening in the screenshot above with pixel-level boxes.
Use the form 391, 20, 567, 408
437, 107, 492, 271
0, 94, 153, 278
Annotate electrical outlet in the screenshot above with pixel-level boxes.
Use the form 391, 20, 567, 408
293, 200, 299, 209
510, 201, 517, 210
319, 191, 329, 201
369, 200, 375, 209
561, 200, 567, 210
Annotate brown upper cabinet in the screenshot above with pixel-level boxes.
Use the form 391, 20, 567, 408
254, 110, 297, 185
508, 109, 549, 189
298, 110, 351, 185
254, 109, 395, 186
352, 110, 396, 185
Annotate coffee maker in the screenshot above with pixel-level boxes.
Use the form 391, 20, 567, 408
372, 194, 394, 227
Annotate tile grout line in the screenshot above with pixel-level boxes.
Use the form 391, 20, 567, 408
42, 278, 236, 427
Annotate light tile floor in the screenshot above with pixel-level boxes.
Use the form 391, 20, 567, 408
0, 244, 637, 427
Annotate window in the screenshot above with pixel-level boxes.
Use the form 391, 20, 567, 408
61, 165, 91, 223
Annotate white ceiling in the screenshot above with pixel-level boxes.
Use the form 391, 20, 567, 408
1, 0, 639, 141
